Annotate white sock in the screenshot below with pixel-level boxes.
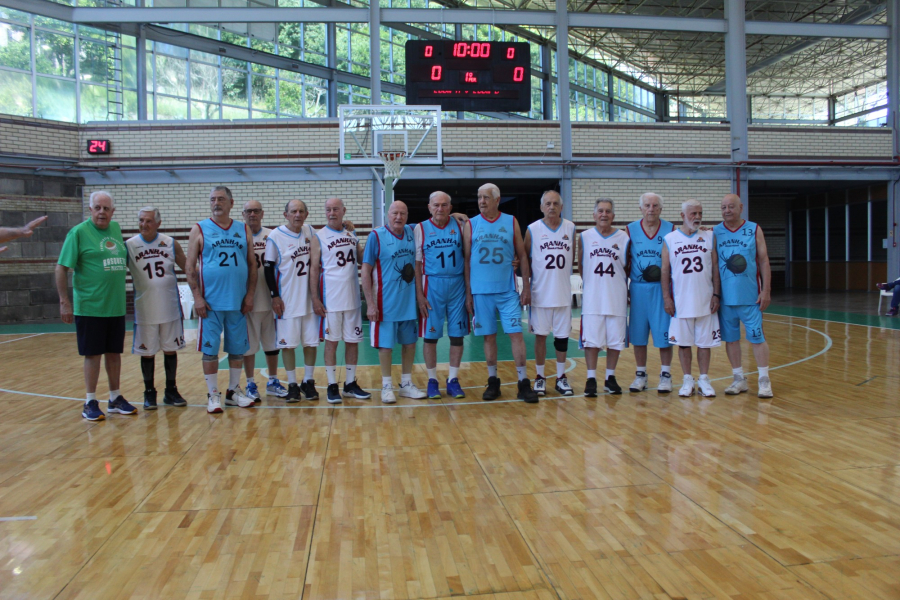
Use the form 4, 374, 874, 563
488, 365, 497, 377
587, 369, 596, 379
758, 367, 769, 378
516, 366, 526, 381
205, 374, 218, 394
605, 369, 615, 378
286, 370, 297, 384
109, 389, 120, 401
228, 367, 240, 390
660, 365, 671, 374
247, 376, 255, 387
326, 366, 337, 385
382, 376, 393, 388
345, 365, 356, 384
557, 362, 566, 378
304, 365, 314, 381
268, 372, 277, 383
636, 365, 647, 375
732, 367, 744, 378
699, 374, 710, 380
448, 366, 459, 380
86, 392, 96, 401
535, 364, 545, 377
401, 373, 412, 386
427, 367, 437, 380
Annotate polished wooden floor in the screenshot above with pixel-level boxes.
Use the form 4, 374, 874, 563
0, 308, 899, 599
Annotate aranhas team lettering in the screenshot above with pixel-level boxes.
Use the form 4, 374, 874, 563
212, 238, 244, 250
133, 248, 170, 261
589, 247, 619, 261
539, 240, 570, 252
673, 243, 708, 257
327, 237, 356, 251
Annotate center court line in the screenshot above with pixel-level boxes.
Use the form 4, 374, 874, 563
0, 516, 37, 521
0, 319, 832, 409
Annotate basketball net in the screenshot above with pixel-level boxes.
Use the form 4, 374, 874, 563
377, 150, 407, 181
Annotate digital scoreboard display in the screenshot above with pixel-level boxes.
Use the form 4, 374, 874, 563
86, 139, 111, 154
405, 41, 531, 112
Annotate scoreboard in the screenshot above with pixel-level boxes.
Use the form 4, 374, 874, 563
405, 41, 531, 112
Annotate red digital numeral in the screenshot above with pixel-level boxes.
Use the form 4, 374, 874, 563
513, 66, 524, 82
431, 65, 442, 81
424, 45, 433, 58
88, 140, 108, 153
465, 72, 477, 82
506, 47, 515, 59
453, 42, 491, 58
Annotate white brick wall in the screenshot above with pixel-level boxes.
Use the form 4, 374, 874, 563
748, 126, 893, 158
0, 116, 80, 159
573, 123, 731, 157
571, 179, 732, 225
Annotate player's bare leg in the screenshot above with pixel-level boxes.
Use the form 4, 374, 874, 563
724, 341, 749, 395
84, 355, 102, 395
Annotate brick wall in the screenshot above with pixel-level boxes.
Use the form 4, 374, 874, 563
748, 126, 894, 159
572, 123, 731, 158
0, 116, 80, 160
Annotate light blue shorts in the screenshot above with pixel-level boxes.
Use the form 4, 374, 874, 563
719, 304, 765, 344
473, 290, 522, 336
371, 319, 418, 349
628, 284, 672, 348
198, 310, 249, 355
419, 275, 469, 339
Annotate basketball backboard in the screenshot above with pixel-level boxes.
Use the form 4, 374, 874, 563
338, 105, 442, 166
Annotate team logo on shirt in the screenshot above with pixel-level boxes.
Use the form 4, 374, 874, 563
103, 240, 118, 252
429, 326, 436, 333
698, 237, 705, 243
669, 335, 677, 342
158, 241, 167, 247
138, 343, 147, 350
562, 234, 569, 240
499, 227, 508, 233
279, 339, 287, 345
450, 229, 457, 235
204, 341, 212, 348
612, 244, 620, 250
234, 232, 242, 238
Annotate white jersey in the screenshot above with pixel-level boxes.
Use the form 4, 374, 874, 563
316, 226, 361, 311
264, 224, 314, 319
665, 228, 715, 318
250, 227, 272, 313
580, 227, 629, 317
126, 233, 182, 325
528, 218, 575, 308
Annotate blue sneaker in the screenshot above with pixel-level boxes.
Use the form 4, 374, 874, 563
427, 378, 441, 399
446, 378, 466, 399
266, 378, 288, 398
107, 395, 137, 415
82, 399, 105, 421
246, 381, 261, 402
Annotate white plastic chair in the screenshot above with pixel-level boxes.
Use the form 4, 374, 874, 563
877, 287, 893, 314
178, 284, 195, 319
570, 274, 583, 307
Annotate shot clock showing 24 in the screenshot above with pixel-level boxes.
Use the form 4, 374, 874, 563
405, 40, 531, 112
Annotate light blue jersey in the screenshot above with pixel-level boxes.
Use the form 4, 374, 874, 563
199, 218, 249, 311
363, 224, 417, 322
714, 220, 760, 306
469, 212, 516, 295
626, 219, 673, 284
416, 218, 464, 277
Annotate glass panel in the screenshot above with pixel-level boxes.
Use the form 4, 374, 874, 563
80, 82, 111, 122
190, 61, 218, 101
35, 30, 74, 78
155, 55, 187, 97
123, 89, 137, 120
191, 100, 219, 120
0, 68, 32, 116
0, 7, 30, 23
827, 205, 845, 261
36, 75, 75, 121
279, 79, 302, 116
78, 39, 109, 83
848, 202, 868, 261
156, 95, 187, 120
251, 74, 276, 112
0, 22, 30, 71
871, 199, 887, 261
304, 76, 327, 117
122, 47, 136, 89
808, 208, 825, 260
34, 16, 73, 33
222, 68, 247, 105
223, 104, 249, 120
791, 210, 807, 261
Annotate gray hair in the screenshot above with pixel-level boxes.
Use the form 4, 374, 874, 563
478, 183, 500, 200
211, 185, 233, 200
284, 199, 308, 213
681, 198, 702, 213
138, 206, 161, 223
89, 190, 114, 208
541, 190, 562, 205
325, 197, 345, 208
429, 191, 452, 203
594, 198, 615, 211
639, 192, 664, 208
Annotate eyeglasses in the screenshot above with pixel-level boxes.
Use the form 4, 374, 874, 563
243, 209, 262, 214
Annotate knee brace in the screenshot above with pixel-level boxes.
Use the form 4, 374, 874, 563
423, 338, 438, 345
553, 337, 569, 352
449, 336, 464, 347
202, 353, 218, 363
264, 350, 280, 356
227, 353, 243, 362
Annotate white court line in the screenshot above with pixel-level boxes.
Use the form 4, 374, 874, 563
764, 312, 900, 331
0, 516, 37, 521
0, 319, 832, 408
0, 333, 43, 345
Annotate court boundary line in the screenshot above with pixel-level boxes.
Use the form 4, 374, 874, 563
0, 333, 43, 345
0, 319, 832, 409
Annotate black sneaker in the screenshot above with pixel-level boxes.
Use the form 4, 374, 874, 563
326, 383, 342, 404
286, 383, 302, 403
342, 380, 372, 399
517, 379, 539, 403
482, 376, 501, 401
163, 387, 187, 407
302, 379, 319, 401
604, 375, 622, 395
584, 377, 598, 397
143, 390, 158, 411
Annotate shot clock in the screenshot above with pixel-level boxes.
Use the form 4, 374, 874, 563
405, 41, 531, 112
86, 140, 111, 154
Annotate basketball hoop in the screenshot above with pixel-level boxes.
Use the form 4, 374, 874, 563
377, 150, 407, 180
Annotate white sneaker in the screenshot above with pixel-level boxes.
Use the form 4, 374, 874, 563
225, 386, 255, 408
678, 375, 695, 397
398, 381, 427, 399
381, 384, 396, 404
724, 376, 749, 395
697, 376, 716, 397
757, 376, 773, 398
657, 372, 673, 393
533, 376, 546, 396
207, 392, 223, 414
629, 372, 648, 392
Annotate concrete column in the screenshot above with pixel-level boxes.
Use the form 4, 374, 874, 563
886, 0, 898, 275
556, 0, 573, 220
327, 21, 337, 117
136, 24, 147, 120
369, 0, 381, 104
725, 0, 749, 216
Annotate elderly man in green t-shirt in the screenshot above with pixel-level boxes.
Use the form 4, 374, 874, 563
56, 191, 137, 421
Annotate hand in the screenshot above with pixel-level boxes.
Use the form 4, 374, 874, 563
272, 296, 285, 317
466, 293, 474, 316
241, 292, 254, 315
367, 305, 379, 323
512, 256, 520, 270
0, 247, 6, 254
710, 295, 720, 313
194, 296, 209, 319
663, 296, 675, 317
342, 220, 355, 232
757, 291, 770, 312
313, 298, 326, 318
417, 293, 431, 318
59, 299, 74, 324
519, 286, 531, 308
21, 216, 48, 238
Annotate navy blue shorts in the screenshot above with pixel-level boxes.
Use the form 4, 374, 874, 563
75, 315, 125, 356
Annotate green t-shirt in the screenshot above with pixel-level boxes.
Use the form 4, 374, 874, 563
58, 219, 127, 317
